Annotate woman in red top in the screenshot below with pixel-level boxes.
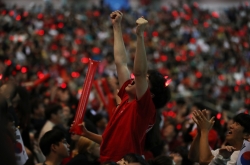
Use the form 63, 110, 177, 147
73, 11, 171, 163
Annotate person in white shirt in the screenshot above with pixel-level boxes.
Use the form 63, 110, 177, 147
188, 111, 250, 165
38, 104, 63, 143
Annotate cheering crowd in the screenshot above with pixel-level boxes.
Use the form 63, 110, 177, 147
0, 1, 250, 165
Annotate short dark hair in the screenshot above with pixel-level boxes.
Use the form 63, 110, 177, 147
45, 103, 62, 120
31, 98, 42, 113
39, 129, 65, 156
233, 113, 250, 134
123, 153, 148, 165
147, 70, 171, 109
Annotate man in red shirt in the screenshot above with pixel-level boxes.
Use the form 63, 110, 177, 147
75, 11, 171, 163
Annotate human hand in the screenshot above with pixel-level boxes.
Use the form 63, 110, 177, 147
70, 121, 89, 136
135, 17, 148, 37
219, 146, 235, 159
192, 110, 215, 132
110, 10, 123, 25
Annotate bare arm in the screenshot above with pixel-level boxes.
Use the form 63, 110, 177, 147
188, 130, 201, 162
134, 17, 149, 99
193, 110, 215, 165
78, 123, 102, 144
110, 11, 130, 88
84, 131, 102, 145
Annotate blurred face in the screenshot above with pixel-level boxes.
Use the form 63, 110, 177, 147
125, 79, 136, 96
170, 153, 182, 165
35, 104, 45, 116
125, 76, 150, 96
97, 118, 107, 129
117, 158, 128, 165
226, 121, 245, 144
89, 143, 100, 159
58, 90, 70, 102
62, 106, 71, 120
55, 138, 70, 158
162, 124, 175, 139
52, 109, 64, 124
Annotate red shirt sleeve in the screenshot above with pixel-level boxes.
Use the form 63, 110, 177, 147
118, 79, 132, 99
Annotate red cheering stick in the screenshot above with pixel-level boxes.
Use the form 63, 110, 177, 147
22, 73, 50, 90
101, 78, 116, 117
70, 59, 100, 135
93, 80, 108, 110
33, 74, 50, 87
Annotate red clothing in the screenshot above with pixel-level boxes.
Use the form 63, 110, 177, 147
100, 80, 156, 163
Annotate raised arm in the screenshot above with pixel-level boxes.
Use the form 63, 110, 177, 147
193, 110, 215, 165
110, 11, 130, 88
188, 125, 201, 162
134, 17, 149, 99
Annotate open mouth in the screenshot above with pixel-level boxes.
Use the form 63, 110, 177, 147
130, 80, 135, 85
227, 131, 232, 135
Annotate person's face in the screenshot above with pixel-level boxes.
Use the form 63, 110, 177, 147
170, 153, 182, 165
52, 109, 64, 124
117, 158, 128, 165
89, 143, 100, 159
62, 106, 71, 120
35, 104, 45, 116
97, 118, 107, 129
162, 124, 175, 139
125, 79, 136, 96
125, 76, 150, 96
54, 138, 70, 158
58, 90, 70, 102
226, 121, 246, 143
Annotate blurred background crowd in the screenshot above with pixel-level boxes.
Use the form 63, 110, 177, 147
0, 0, 250, 164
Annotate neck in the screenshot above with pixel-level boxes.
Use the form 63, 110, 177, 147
45, 154, 62, 165
229, 139, 244, 150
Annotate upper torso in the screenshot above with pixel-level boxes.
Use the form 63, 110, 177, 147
100, 80, 156, 163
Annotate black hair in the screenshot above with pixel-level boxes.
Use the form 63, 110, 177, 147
147, 70, 171, 109
144, 112, 162, 151
45, 103, 62, 120
172, 146, 194, 165
123, 153, 149, 165
39, 129, 65, 156
233, 113, 250, 134
31, 98, 43, 114
148, 155, 173, 165
92, 114, 105, 125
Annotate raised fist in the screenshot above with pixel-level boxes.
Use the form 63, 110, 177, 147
135, 17, 148, 36
110, 10, 123, 25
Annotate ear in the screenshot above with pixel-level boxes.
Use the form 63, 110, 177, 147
51, 144, 58, 153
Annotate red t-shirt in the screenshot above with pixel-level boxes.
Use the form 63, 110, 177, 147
100, 80, 156, 163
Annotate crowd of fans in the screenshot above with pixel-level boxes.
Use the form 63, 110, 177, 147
0, 0, 250, 165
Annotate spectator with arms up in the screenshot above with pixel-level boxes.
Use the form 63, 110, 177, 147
73, 10, 170, 163
188, 110, 250, 165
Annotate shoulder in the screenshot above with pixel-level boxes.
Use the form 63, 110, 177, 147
230, 150, 240, 161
